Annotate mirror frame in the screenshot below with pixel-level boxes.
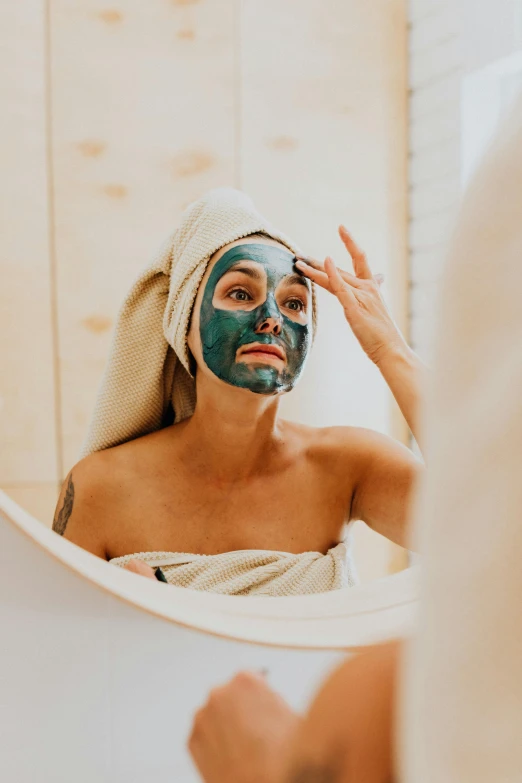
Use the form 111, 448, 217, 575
0, 488, 418, 651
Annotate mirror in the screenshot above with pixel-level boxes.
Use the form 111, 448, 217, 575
1, 1, 414, 600
0, 487, 418, 780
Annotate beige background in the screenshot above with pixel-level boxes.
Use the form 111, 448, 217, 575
0, 0, 408, 581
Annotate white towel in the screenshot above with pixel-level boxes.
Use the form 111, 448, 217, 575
110, 541, 357, 597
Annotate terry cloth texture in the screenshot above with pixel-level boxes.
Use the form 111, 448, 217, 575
80, 187, 317, 458
110, 541, 358, 597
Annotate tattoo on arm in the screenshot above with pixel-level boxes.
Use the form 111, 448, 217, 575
52, 473, 75, 536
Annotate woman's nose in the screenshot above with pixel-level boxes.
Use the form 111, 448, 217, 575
255, 316, 282, 336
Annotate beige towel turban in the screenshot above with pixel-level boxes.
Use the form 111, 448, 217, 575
81, 187, 317, 458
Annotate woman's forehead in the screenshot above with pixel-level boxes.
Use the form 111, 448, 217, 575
211, 235, 287, 261
207, 242, 302, 284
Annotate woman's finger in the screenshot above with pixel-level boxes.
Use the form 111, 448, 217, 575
295, 260, 331, 290
295, 254, 324, 271
339, 226, 373, 280
324, 257, 358, 314
296, 258, 363, 289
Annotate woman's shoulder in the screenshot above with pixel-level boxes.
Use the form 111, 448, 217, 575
283, 421, 410, 477
68, 441, 137, 487
55, 444, 142, 553
283, 420, 389, 452
74, 426, 176, 476
63, 424, 186, 510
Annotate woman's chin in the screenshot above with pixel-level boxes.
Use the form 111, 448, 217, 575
221, 362, 290, 395
238, 354, 286, 370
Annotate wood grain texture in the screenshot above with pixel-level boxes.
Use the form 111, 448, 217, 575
0, 1, 59, 484
49, 0, 237, 469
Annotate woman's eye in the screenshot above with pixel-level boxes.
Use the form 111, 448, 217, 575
229, 289, 252, 302
286, 298, 304, 312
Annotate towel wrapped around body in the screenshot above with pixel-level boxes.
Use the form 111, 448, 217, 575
110, 540, 357, 597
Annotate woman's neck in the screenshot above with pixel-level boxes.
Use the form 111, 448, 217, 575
178, 381, 285, 482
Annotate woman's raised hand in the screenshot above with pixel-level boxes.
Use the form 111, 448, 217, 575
296, 226, 407, 365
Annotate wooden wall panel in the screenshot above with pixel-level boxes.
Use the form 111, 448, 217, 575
0, 2, 59, 487
49, 0, 238, 472
240, 0, 409, 578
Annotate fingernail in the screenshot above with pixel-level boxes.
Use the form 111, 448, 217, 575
154, 567, 168, 583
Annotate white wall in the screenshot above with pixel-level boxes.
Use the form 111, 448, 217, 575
408, 0, 522, 360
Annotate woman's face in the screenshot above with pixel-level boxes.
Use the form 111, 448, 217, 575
188, 238, 312, 395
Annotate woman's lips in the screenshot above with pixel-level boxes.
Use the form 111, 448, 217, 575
237, 343, 286, 363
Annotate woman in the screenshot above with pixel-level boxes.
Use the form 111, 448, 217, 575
53, 187, 423, 596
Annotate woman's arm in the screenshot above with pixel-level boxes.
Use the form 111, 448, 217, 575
52, 457, 109, 559
187, 642, 402, 783
296, 226, 426, 447
375, 343, 426, 446
341, 427, 422, 549
283, 641, 401, 783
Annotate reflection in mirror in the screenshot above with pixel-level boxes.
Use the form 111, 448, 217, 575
50, 189, 423, 597
2, 0, 414, 598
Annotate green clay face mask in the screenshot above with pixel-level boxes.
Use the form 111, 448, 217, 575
199, 243, 312, 395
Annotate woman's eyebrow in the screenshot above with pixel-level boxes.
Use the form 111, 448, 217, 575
283, 273, 310, 290
225, 264, 264, 280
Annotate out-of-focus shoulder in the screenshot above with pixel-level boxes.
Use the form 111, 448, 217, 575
307, 424, 418, 467
309, 424, 378, 451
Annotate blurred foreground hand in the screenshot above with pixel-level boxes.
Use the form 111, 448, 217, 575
189, 671, 300, 783
188, 642, 400, 783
